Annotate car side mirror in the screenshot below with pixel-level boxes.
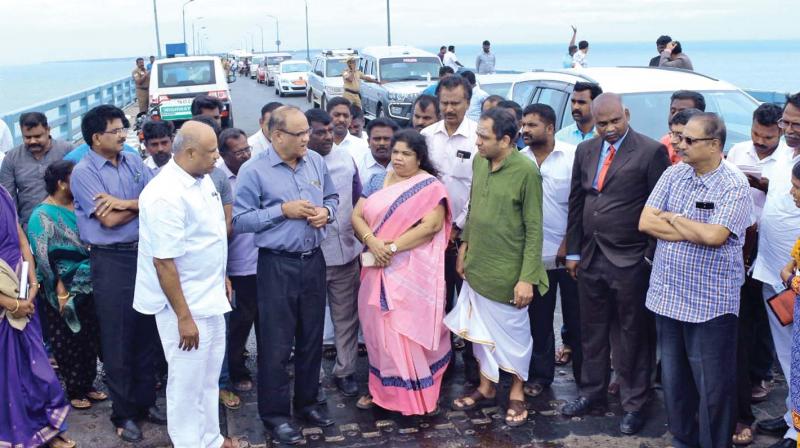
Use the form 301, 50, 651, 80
227, 74, 237, 83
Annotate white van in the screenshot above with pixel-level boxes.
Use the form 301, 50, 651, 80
148, 56, 236, 127
263, 52, 293, 86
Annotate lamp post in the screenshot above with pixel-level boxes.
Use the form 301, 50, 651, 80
152, 0, 162, 57
266, 14, 280, 52
192, 17, 204, 55
181, 0, 194, 47
386, 0, 392, 46
256, 25, 264, 53
304, 1, 310, 61
194, 25, 206, 55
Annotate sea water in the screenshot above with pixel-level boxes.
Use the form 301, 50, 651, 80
0, 40, 797, 116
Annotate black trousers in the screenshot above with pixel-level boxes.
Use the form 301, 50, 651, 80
528, 268, 582, 386
658, 313, 737, 448
228, 274, 259, 383
90, 247, 157, 425
256, 249, 326, 427
578, 251, 652, 412
736, 275, 771, 425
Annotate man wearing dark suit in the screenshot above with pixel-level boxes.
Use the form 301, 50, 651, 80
561, 93, 670, 435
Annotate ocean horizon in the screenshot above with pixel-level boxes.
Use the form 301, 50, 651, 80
1, 39, 797, 116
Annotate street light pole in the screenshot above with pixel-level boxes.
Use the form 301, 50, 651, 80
181, 0, 194, 48
386, 0, 392, 46
256, 25, 264, 53
304, 0, 310, 61
152, 0, 162, 57
266, 15, 280, 52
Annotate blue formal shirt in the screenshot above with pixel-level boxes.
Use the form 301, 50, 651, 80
70, 149, 152, 245
232, 147, 339, 252
592, 131, 628, 190
555, 123, 596, 146
64, 143, 140, 163
422, 82, 438, 97
645, 161, 752, 323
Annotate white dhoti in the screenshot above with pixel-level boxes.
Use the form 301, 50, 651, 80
444, 281, 532, 382
156, 310, 226, 448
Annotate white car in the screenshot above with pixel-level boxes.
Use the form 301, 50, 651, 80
263, 52, 293, 86
308, 49, 358, 109
275, 61, 311, 97
148, 56, 235, 127
509, 67, 759, 151
476, 72, 521, 98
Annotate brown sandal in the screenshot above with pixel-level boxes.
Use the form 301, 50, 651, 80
356, 394, 375, 410
69, 398, 91, 410
732, 423, 753, 446
505, 399, 528, 427
555, 345, 572, 366
222, 436, 249, 448
86, 390, 107, 401
219, 389, 241, 410
451, 389, 496, 411
48, 434, 77, 448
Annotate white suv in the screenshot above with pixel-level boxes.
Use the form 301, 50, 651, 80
510, 67, 759, 151
308, 49, 358, 109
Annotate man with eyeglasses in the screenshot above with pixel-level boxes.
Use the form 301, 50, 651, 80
70, 105, 164, 443
640, 112, 752, 448
305, 108, 363, 398
0, 112, 73, 231
233, 105, 338, 445
752, 93, 800, 448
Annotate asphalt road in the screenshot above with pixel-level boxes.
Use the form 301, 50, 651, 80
64, 76, 792, 447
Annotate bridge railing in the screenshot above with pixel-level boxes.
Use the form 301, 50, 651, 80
1, 76, 136, 147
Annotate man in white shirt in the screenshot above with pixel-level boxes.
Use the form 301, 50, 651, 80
356, 118, 397, 185
134, 121, 240, 448
248, 101, 282, 157
0, 118, 13, 154
518, 104, 580, 397
218, 128, 260, 394
348, 104, 368, 142
443, 45, 464, 71
421, 74, 478, 379
327, 97, 369, 161
141, 120, 174, 173
752, 94, 800, 448
572, 40, 589, 68
462, 71, 489, 122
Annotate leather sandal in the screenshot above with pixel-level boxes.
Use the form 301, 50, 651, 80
451, 389, 496, 411
86, 390, 108, 401
48, 434, 76, 448
555, 345, 572, 366
70, 398, 91, 410
505, 399, 528, 427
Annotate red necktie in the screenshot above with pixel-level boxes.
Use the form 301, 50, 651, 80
596, 145, 616, 191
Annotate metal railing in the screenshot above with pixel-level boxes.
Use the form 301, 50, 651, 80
1, 76, 136, 147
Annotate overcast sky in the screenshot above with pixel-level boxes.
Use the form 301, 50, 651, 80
0, 0, 795, 64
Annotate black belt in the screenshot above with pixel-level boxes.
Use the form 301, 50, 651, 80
90, 242, 139, 251
344, 88, 361, 96
260, 247, 320, 260
136, 87, 148, 90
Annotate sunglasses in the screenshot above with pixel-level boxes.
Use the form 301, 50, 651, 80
678, 135, 718, 146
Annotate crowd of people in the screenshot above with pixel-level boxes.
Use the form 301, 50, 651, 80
1, 53, 800, 448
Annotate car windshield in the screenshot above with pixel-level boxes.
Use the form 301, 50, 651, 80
326, 59, 347, 77
281, 62, 310, 73
158, 60, 216, 88
251, 57, 264, 66
481, 82, 512, 98
266, 55, 290, 66
379, 57, 441, 82
559, 90, 758, 152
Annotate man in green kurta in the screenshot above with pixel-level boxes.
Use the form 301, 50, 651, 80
444, 107, 548, 427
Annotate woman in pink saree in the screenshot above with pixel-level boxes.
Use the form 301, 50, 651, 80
351, 129, 452, 415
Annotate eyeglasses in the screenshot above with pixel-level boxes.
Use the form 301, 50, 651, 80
678, 135, 717, 146
778, 119, 800, 131
276, 128, 312, 138
231, 146, 252, 157
101, 127, 129, 136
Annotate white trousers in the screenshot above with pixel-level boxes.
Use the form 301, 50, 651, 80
762, 282, 798, 441
156, 310, 226, 448
444, 281, 533, 382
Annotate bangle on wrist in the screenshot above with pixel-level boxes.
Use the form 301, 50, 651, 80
57, 292, 70, 300
362, 232, 374, 243
10, 299, 20, 314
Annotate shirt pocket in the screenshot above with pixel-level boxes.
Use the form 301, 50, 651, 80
450, 150, 474, 180
551, 177, 572, 204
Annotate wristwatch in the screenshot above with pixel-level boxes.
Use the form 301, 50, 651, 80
389, 243, 398, 254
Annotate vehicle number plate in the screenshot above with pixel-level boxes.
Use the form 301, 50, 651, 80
159, 98, 193, 120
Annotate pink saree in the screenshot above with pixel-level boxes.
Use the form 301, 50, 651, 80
359, 172, 452, 415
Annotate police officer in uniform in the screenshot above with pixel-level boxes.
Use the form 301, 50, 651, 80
133, 57, 150, 114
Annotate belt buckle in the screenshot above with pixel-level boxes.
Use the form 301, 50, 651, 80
299, 250, 314, 259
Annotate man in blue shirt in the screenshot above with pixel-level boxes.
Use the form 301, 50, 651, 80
555, 82, 603, 146
233, 106, 338, 445
422, 66, 455, 97
69, 105, 163, 443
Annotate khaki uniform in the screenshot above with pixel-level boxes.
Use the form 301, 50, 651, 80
133, 67, 150, 113
342, 69, 363, 109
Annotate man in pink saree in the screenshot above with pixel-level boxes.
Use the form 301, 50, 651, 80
352, 129, 452, 415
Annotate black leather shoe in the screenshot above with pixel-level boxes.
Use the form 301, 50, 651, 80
767, 438, 796, 448
146, 405, 168, 425
561, 396, 603, 417
619, 411, 645, 435
757, 416, 790, 436
269, 422, 303, 445
298, 407, 335, 427
116, 419, 143, 443
335, 375, 359, 397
